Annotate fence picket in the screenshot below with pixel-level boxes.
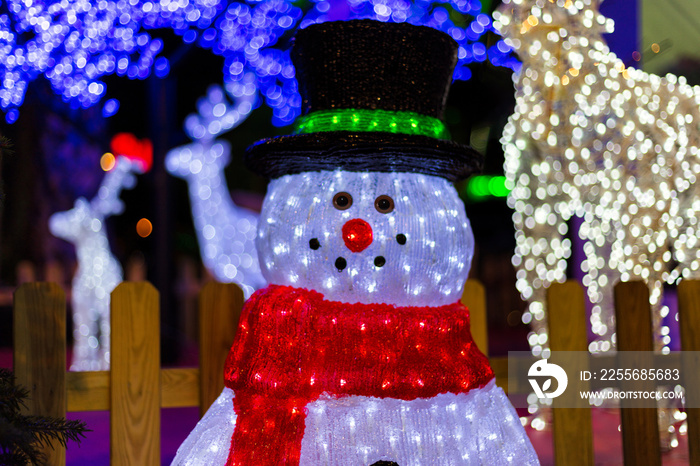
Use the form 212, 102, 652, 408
13, 283, 67, 466
548, 281, 593, 466
198, 282, 243, 416
462, 279, 488, 357
614, 281, 661, 466
110, 282, 161, 465
678, 279, 700, 465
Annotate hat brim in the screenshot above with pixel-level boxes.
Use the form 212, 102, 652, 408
244, 131, 483, 182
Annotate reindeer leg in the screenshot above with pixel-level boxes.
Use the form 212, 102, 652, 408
70, 281, 102, 371
513, 198, 570, 354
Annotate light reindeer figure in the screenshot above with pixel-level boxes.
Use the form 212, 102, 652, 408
50, 149, 149, 370
166, 75, 265, 297
495, 0, 700, 355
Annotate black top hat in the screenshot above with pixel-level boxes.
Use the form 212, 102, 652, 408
245, 19, 482, 182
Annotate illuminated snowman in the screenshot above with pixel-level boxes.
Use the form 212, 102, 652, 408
173, 20, 538, 466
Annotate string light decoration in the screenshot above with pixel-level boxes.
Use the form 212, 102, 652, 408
173, 20, 539, 465
0, 0, 517, 125
496, 0, 700, 358
0, 1, 169, 123
464, 175, 510, 201
49, 141, 151, 370
294, 108, 451, 139
167, 0, 520, 293
165, 84, 265, 297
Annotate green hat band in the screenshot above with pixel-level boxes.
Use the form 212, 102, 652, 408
293, 108, 450, 140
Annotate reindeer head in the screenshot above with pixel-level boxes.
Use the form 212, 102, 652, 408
49, 198, 98, 243
165, 81, 256, 180
165, 140, 232, 179
50, 153, 144, 245
495, 0, 614, 72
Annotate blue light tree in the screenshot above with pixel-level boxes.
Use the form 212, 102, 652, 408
0, 0, 519, 125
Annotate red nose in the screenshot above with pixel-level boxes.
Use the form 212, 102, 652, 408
342, 219, 373, 252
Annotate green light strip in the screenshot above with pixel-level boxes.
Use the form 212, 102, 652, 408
465, 175, 511, 201
293, 108, 450, 139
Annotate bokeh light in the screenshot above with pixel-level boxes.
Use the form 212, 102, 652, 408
136, 218, 153, 238
100, 152, 116, 172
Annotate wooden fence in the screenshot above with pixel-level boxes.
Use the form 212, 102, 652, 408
13, 281, 241, 465
12, 279, 700, 465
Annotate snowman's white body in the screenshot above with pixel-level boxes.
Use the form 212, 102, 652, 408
173, 170, 539, 465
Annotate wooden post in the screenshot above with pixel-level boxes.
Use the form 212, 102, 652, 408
462, 279, 488, 357
13, 283, 67, 466
199, 282, 244, 416
110, 282, 161, 465
678, 279, 700, 465
614, 281, 661, 466
547, 281, 593, 466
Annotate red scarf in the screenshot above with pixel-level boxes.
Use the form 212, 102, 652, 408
223, 285, 494, 465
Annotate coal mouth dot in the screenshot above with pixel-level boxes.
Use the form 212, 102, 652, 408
396, 234, 406, 245
374, 256, 386, 267
335, 257, 347, 271
309, 238, 320, 250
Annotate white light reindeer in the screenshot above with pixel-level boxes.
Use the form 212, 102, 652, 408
496, 0, 700, 354
166, 74, 265, 297
50, 156, 145, 370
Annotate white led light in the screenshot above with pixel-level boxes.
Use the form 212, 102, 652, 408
497, 0, 700, 356
49, 157, 143, 370
174, 166, 540, 464
256, 170, 474, 307
166, 84, 265, 297
175, 381, 538, 464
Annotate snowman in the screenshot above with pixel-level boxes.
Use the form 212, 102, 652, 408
173, 19, 539, 466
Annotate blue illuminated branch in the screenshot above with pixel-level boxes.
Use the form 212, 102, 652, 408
0, 0, 518, 125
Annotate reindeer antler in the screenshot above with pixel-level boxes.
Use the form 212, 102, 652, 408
90, 158, 140, 217
184, 73, 259, 142
91, 133, 153, 217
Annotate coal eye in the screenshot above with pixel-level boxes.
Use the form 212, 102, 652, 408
333, 192, 353, 210
374, 195, 394, 214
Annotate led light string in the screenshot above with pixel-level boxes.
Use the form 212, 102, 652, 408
293, 108, 450, 139
496, 0, 700, 354
496, 0, 699, 443
0, 0, 518, 125
165, 84, 265, 297
49, 155, 145, 370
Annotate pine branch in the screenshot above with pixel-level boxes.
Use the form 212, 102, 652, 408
0, 369, 29, 416
0, 450, 34, 466
0, 369, 90, 466
0, 135, 13, 156
18, 416, 89, 448
0, 419, 43, 465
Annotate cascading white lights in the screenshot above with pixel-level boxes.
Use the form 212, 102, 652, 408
495, 0, 697, 444
496, 0, 700, 359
